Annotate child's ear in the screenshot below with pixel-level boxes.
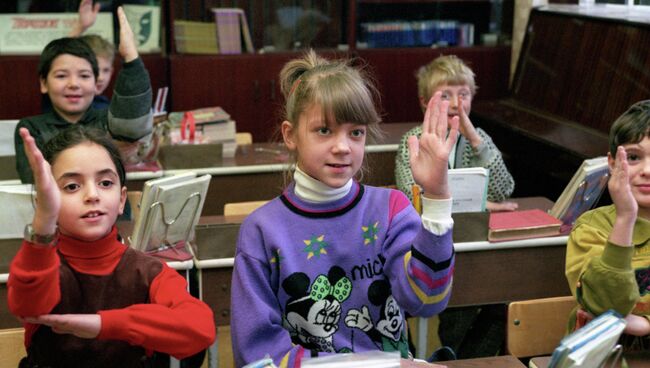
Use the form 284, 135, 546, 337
418, 96, 427, 111
282, 120, 296, 150
118, 186, 127, 215
39, 78, 49, 94
607, 151, 616, 172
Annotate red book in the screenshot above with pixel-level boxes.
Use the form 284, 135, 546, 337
488, 209, 562, 242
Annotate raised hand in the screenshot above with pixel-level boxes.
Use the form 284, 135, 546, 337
117, 6, 138, 63
25, 314, 101, 339
407, 92, 459, 199
69, 0, 100, 37
457, 95, 482, 149
609, 147, 637, 220
19, 128, 59, 236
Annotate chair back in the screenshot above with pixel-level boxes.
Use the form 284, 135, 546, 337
0, 328, 26, 367
235, 132, 253, 146
506, 296, 577, 358
223, 200, 269, 218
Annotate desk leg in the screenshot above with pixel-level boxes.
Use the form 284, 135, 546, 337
417, 317, 428, 360
208, 341, 218, 368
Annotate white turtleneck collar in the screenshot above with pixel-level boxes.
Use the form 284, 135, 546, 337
293, 166, 353, 203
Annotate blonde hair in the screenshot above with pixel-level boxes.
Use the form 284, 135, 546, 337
279, 50, 383, 182
79, 34, 115, 62
416, 55, 476, 101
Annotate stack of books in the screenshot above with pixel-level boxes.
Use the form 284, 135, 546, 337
167, 106, 238, 158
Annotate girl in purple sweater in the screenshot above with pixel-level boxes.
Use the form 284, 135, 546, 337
231, 50, 457, 367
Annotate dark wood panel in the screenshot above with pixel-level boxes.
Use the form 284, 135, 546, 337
450, 245, 570, 306
0, 54, 168, 119
169, 47, 510, 142
357, 46, 511, 124
513, 9, 650, 134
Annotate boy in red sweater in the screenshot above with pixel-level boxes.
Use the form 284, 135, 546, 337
8, 124, 215, 367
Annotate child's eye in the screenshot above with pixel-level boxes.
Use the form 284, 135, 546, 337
440, 92, 451, 101
63, 183, 80, 192
627, 153, 641, 162
98, 180, 114, 188
317, 127, 331, 135
350, 129, 365, 138
458, 91, 471, 100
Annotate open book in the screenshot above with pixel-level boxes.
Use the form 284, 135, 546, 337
549, 156, 609, 232
130, 173, 211, 257
448, 167, 489, 213
0, 184, 34, 239
548, 310, 626, 368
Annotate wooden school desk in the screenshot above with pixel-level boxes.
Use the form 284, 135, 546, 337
194, 197, 570, 360
124, 122, 418, 216
419, 355, 526, 367
529, 351, 650, 368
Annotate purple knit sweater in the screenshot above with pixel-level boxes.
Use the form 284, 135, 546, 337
231, 182, 454, 367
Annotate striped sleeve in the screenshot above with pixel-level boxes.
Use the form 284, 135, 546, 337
385, 190, 455, 317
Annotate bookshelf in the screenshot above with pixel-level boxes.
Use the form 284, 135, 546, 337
166, 1, 512, 141
0, 0, 512, 143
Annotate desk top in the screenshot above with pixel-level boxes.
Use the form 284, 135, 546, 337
530, 352, 650, 368
401, 355, 526, 368
126, 122, 418, 181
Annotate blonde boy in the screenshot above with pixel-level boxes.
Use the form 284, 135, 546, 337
396, 55, 516, 212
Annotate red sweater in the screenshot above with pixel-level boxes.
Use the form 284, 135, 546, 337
8, 227, 215, 360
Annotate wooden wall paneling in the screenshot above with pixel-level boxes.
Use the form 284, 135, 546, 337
0, 54, 168, 120
0, 56, 41, 119
357, 46, 511, 124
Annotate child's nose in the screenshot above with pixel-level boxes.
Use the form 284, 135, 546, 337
84, 186, 100, 202
448, 96, 459, 109
332, 135, 351, 153
67, 76, 80, 88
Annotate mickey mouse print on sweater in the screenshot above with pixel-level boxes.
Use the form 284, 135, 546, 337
281, 266, 408, 355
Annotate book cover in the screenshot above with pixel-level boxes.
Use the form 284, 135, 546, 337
488, 208, 562, 242
550, 157, 609, 232
130, 172, 196, 250
238, 9, 254, 53
548, 310, 625, 368
143, 174, 211, 253
448, 167, 489, 213
212, 8, 242, 54
0, 184, 34, 239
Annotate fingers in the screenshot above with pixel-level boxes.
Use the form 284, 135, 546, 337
423, 92, 444, 135
446, 115, 459, 149
407, 135, 419, 162
19, 128, 44, 170
25, 314, 101, 339
117, 6, 138, 62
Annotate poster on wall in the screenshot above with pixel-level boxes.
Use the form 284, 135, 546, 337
0, 13, 113, 55
122, 5, 161, 53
